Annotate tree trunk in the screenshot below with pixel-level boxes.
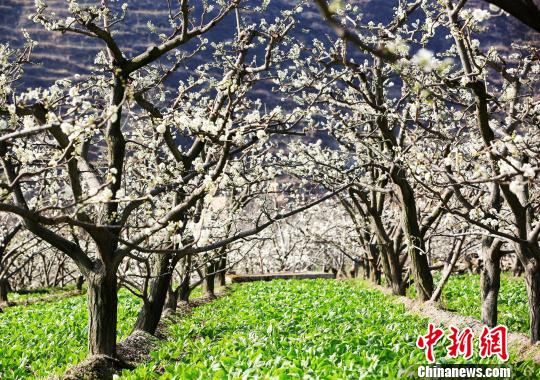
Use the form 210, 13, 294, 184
352, 259, 361, 278
133, 254, 174, 334
395, 178, 433, 301
87, 268, 118, 356
164, 285, 178, 312
179, 284, 191, 302
0, 279, 9, 303
371, 266, 381, 284
431, 236, 465, 303
370, 58, 432, 299
218, 255, 227, 287
360, 258, 368, 279
76, 275, 84, 291
349, 189, 397, 290
368, 245, 381, 284
218, 271, 226, 287
204, 262, 216, 299
386, 245, 404, 295
525, 266, 540, 343
371, 221, 403, 294
177, 255, 191, 302
480, 242, 502, 327
464, 255, 474, 274
513, 256, 524, 277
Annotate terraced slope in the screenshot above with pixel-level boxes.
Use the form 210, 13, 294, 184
1, 0, 537, 89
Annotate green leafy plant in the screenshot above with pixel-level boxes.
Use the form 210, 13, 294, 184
0, 290, 141, 379
2, 278, 537, 379
8, 285, 79, 303
122, 279, 536, 379
408, 273, 529, 333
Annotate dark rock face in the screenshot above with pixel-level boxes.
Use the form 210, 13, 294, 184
0, 1, 536, 89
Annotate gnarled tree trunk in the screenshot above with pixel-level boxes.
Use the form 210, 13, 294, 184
394, 176, 434, 301
367, 210, 403, 294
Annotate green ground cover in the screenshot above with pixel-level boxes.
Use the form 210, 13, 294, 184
8, 285, 78, 303
407, 273, 529, 333
0, 290, 141, 379
1, 278, 537, 379
123, 279, 537, 379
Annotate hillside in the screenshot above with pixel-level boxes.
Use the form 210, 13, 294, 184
1, 0, 537, 89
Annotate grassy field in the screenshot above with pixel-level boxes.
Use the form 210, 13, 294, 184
0, 277, 537, 379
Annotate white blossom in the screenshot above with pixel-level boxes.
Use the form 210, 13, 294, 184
522, 163, 536, 178
156, 124, 167, 134
471, 9, 491, 22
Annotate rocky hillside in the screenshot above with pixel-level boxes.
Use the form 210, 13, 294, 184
0, 0, 536, 89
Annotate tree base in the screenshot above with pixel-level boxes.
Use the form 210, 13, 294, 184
117, 330, 159, 367
61, 355, 127, 380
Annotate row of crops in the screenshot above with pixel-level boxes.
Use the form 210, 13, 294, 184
0, 277, 538, 379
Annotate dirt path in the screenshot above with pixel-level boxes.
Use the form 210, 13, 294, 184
367, 282, 540, 364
